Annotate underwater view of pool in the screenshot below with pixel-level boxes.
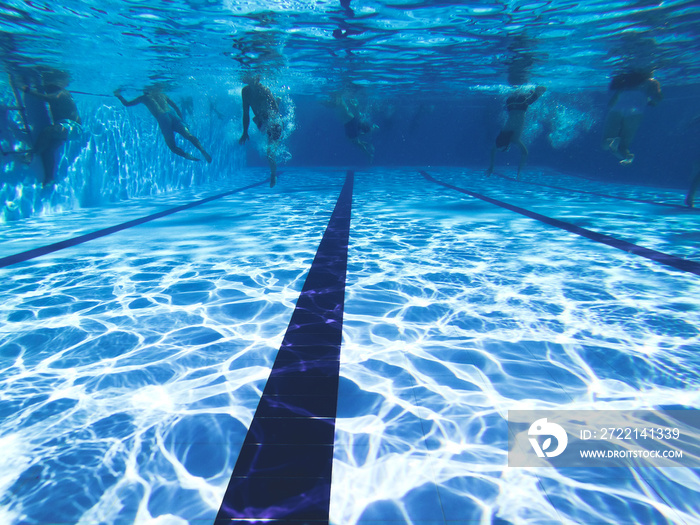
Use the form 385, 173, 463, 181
1, 167, 699, 524
1, 0, 700, 523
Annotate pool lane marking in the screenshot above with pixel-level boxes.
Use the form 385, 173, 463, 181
0, 179, 268, 269
492, 172, 690, 210
215, 171, 353, 523
421, 171, 700, 277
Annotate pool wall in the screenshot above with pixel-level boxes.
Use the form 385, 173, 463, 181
0, 94, 244, 223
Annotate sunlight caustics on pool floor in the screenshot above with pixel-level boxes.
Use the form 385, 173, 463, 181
1, 168, 699, 525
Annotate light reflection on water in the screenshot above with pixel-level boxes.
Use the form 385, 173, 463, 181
332, 168, 700, 524
0, 171, 338, 523
0, 168, 699, 524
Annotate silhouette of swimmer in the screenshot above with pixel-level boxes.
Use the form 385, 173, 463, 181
22, 82, 82, 185
684, 114, 700, 207
326, 90, 376, 159
602, 69, 662, 165
239, 76, 283, 187
487, 85, 546, 180
114, 86, 212, 163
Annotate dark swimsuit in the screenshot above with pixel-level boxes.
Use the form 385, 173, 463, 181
253, 114, 282, 141
495, 89, 542, 150
156, 111, 188, 136
344, 116, 362, 139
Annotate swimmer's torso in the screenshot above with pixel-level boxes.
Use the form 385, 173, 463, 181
244, 84, 279, 122
143, 93, 173, 116
612, 88, 649, 115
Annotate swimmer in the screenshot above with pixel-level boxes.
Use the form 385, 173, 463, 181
22, 82, 83, 185
239, 76, 283, 187
684, 115, 700, 207
602, 69, 662, 165
487, 85, 546, 180
114, 86, 212, 163
327, 90, 376, 159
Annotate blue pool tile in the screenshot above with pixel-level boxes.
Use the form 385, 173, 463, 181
274, 343, 342, 360
270, 358, 340, 376
263, 374, 339, 397
234, 443, 334, 478
538, 477, 676, 525
438, 476, 501, 521
282, 325, 344, 347
216, 476, 331, 522
257, 394, 338, 418
355, 483, 445, 523
245, 416, 336, 445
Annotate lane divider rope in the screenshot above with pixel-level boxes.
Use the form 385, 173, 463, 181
0, 179, 268, 269
492, 172, 690, 210
421, 171, 700, 277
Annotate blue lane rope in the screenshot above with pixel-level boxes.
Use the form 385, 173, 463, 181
0, 179, 268, 269
421, 171, 700, 277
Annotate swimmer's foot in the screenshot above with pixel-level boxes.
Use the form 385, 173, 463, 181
619, 153, 634, 165
182, 152, 200, 161
270, 171, 277, 187
685, 194, 694, 207
603, 137, 620, 154
203, 152, 212, 163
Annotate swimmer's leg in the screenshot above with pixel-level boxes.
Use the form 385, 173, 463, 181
32, 125, 68, 157
267, 142, 278, 187
486, 146, 496, 176
602, 111, 623, 155
515, 139, 528, 180
686, 161, 700, 207
163, 132, 199, 161
31, 125, 68, 184
618, 114, 642, 165
178, 127, 212, 163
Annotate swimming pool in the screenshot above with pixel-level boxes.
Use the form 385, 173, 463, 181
1, 166, 698, 524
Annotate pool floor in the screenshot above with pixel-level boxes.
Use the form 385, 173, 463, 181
1, 167, 699, 524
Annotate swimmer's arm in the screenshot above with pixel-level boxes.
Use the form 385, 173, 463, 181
114, 91, 145, 107
646, 79, 662, 106
240, 88, 251, 143
527, 86, 547, 105
167, 97, 184, 119
23, 86, 62, 101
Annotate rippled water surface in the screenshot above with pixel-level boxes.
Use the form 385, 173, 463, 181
1, 168, 699, 524
1, 0, 699, 523
1, 0, 699, 97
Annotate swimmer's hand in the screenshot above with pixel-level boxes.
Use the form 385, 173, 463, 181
535, 85, 547, 96
113, 89, 121, 96
239, 132, 249, 145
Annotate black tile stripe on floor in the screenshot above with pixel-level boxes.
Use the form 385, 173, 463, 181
421, 171, 700, 277
0, 179, 268, 269
492, 172, 690, 209
215, 170, 354, 524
